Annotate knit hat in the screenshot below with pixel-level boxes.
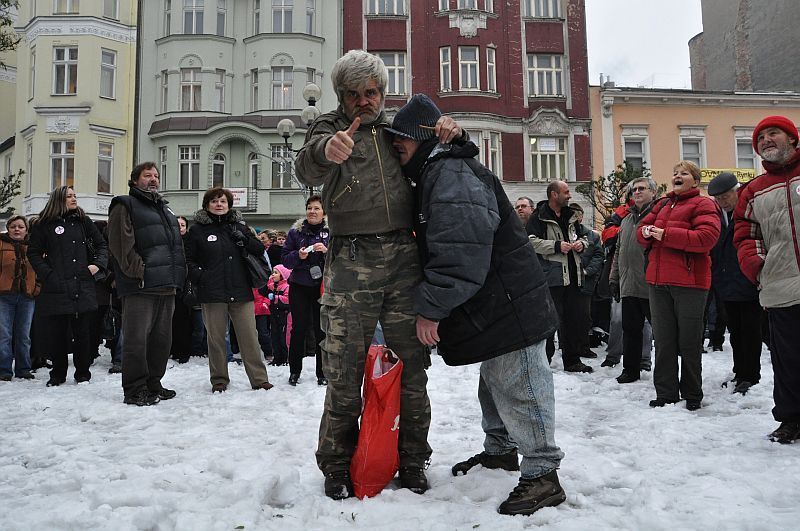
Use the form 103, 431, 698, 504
752, 115, 799, 153
386, 94, 442, 141
707, 172, 738, 196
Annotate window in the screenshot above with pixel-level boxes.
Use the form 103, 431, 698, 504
736, 138, 757, 169
104, 0, 118, 19
458, 0, 476, 9
527, 54, 563, 96
526, 0, 561, 18
306, 0, 314, 33
50, 140, 75, 189
273, 0, 292, 32
98, 142, 113, 194
681, 138, 703, 168
164, 0, 172, 36
100, 49, 116, 99
272, 67, 292, 109
161, 71, 169, 113
439, 47, 451, 92
26, 142, 33, 196
530, 136, 566, 181
212, 154, 225, 187
488, 132, 501, 176
183, 0, 204, 34
438, 0, 449, 10
3, 154, 10, 178
306, 67, 316, 85
180, 68, 201, 111
459, 46, 479, 90
271, 145, 292, 188
623, 139, 645, 174
53, 47, 78, 95
486, 47, 496, 93
215, 69, 225, 111
378, 53, 406, 96
249, 152, 260, 188
159, 147, 168, 187
484, 0, 493, 11
250, 69, 259, 111
216, 0, 226, 36
28, 48, 35, 100
179, 146, 200, 189
254, 0, 260, 33
54, 0, 79, 13
368, 0, 405, 15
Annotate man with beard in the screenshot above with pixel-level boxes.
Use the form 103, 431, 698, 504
734, 115, 800, 443
294, 50, 463, 498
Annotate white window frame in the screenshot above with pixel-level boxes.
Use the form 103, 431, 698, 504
98, 142, 113, 194
733, 127, 758, 170
438, 0, 449, 10
250, 69, 259, 111
735, 139, 757, 170
160, 71, 169, 113
527, 54, 564, 96
457, 0, 476, 9
164, 0, 172, 37
378, 52, 406, 96
530, 136, 567, 182
178, 145, 201, 189
488, 131, 501, 177
216, 0, 226, 36
53, 46, 78, 95
50, 140, 75, 189
254, 0, 261, 33
159, 147, 168, 188
180, 68, 202, 111
104, 0, 119, 19
458, 46, 480, 91
273, 0, 293, 33
620, 126, 650, 175
272, 67, 293, 110
54, 0, 79, 14
484, 0, 493, 12
212, 153, 226, 187
623, 139, 646, 173
306, 0, 314, 34
183, 0, 204, 35
100, 49, 117, 99
525, 0, 561, 18
439, 47, 451, 92
26, 142, 33, 196
368, 0, 405, 15
249, 152, 260, 188
28, 47, 35, 100
215, 69, 225, 112
486, 47, 496, 93
271, 144, 293, 188
679, 126, 706, 168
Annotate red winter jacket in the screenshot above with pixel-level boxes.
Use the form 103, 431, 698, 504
637, 188, 720, 290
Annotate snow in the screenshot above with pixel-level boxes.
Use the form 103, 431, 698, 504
1, 340, 798, 531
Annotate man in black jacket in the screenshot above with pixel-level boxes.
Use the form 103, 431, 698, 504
390, 94, 565, 516
108, 162, 187, 406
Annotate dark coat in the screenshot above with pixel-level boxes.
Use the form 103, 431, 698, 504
281, 219, 330, 287
711, 210, 759, 302
185, 209, 263, 304
579, 227, 604, 295
410, 141, 559, 366
27, 211, 108, 316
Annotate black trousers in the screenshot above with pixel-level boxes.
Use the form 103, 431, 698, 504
270, 311, 288, 364
621, 296, 652, 374
768, 304, 800, 422
44, 312, 93, 382
288, 283, 324, 378
547, 284, 584, 367
724, 300, 763, 384
121, 294, 174, 397
255, 314, 272, 357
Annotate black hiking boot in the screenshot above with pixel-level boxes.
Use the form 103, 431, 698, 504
324, 470, 354, 500
769, 421, 800, 444
398, 467, 429, 494
124, 389, 160, 406
452, 449, 520, 476
616, 371, 639, 384
497, 470, 566, 515
649, 398, 679, 408
564, 362, 593, 373
732, 380, 754, 395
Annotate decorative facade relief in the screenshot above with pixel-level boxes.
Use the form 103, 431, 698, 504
528, 109, 571, 136
46, 116, 80, 134
448, 12, 487, 38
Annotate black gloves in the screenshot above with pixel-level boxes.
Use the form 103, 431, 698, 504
230, 229, 246, 246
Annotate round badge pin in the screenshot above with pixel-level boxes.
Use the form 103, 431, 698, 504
55, 226, 65, 235
208, 235, 217, 242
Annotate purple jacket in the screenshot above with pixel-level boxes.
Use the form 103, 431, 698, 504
281, 219, 330, 287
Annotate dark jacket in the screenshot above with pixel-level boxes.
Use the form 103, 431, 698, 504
410, 141, 559, 366
579, 226, 604, 296
711, 210, 758, 302
185, 209, 263, 304
281, 218, 330, 287
27, 211, 108, 316
108, 187, 186, 297
610, 200, 655, 299
527, 200, 590, 288
0, 234, 40, 298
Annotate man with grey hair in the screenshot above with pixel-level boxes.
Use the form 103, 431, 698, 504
609, 177, 658, 383
295, 50, 464, 498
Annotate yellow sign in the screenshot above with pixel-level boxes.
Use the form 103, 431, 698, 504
700, 168, 757, 184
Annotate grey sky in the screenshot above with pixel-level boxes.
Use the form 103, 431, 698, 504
585, 0, 703, 89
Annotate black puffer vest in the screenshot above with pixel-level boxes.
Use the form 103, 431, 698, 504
110, 187, 186, 297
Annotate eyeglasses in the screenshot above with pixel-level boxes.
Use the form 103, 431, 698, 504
515, 205, 531, 209
631, 186, 649, 193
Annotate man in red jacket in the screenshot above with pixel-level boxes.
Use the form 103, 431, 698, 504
734, 115, 800, 444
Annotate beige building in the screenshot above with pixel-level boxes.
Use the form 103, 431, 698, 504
5, 0, 137, 220
590, 85, 800, 190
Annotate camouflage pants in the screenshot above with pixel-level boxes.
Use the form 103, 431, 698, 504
315, 230, 432, 474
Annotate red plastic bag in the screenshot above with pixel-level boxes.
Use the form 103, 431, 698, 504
350, 345, 403, 499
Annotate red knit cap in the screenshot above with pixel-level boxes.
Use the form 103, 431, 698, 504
752, 115, 799, 153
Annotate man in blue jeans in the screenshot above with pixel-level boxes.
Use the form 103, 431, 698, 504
390, 94, 565, 516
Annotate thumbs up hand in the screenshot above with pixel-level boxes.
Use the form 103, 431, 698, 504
325, 117, 361, 164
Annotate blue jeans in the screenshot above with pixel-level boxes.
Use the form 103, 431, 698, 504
0, 294, 35, 377
479, 339, 564, 479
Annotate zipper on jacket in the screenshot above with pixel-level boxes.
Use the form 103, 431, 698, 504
372, 126, 392, 227
331, 175, 358, 205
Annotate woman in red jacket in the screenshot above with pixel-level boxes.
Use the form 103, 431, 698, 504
637, 161, 720, 410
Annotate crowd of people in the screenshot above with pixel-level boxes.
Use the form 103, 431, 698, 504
1, 50, 798, 517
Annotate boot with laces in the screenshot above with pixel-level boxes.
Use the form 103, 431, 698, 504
769, 421, 800, 444
451, 449, 520, 476
398, 467, 429, 494
497, 470, 566, 516
324, 470, 354, 500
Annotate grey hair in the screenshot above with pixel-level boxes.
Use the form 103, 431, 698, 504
629, 177, 658, 195
330, 50, 388, 105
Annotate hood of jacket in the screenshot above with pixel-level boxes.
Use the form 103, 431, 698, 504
194, 208, 244, 225
290, 216, 328, 232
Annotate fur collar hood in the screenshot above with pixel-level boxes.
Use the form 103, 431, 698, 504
194, 208, 244, 225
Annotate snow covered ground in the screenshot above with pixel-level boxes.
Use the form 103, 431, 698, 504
1, 339, 797, 531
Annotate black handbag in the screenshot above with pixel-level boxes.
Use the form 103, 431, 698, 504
242, 251, 271, 289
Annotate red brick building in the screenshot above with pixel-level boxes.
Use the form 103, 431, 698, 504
343, 0, 591, 197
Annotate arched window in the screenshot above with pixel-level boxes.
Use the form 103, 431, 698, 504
212, 153, 225, 187
249, 152, 259, 188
